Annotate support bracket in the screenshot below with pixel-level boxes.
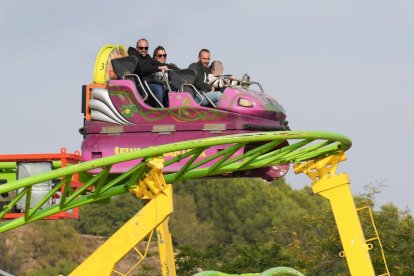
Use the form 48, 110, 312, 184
294, 152, 376, 276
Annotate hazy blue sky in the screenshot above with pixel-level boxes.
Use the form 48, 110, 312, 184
0, 1, 413, 211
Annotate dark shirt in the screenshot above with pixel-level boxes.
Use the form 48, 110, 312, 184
188, 61, 212, 91
127, 47, 159, 78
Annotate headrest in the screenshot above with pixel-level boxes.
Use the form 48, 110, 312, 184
169, 69, 197, 91
111, 55, 139, 79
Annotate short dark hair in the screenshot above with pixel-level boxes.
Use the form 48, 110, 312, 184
136, 38, 148, 48
153, 46, 166, 58
198, 48, 210, 57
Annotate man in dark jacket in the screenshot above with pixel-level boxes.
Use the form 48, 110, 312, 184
128, 38, 168, 107
188, 49, 212, 92
188, 49, 222, 107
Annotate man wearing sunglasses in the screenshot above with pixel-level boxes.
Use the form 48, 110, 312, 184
128, 38, 169, 107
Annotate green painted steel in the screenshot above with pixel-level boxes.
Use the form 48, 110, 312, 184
193, 266, 305, 275
0, 131, 351, 233
0, 162, 16, 169
194, 272, 259, 276
260, 266, 305, 276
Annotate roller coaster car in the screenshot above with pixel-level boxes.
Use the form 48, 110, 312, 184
80, 45, 290, 180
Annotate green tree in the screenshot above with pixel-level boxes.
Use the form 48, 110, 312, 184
0, 220, 86, 275
26, 259, 78, 276
175, 241, 296, 275
170, 193, 217, 249
2, 177, 412, 275
173, 178, 308, 244
219, 242, 295, 273
271, 206, 347, 275
374, 204, 414, 275
74, 193, 143, 236
357, 183, 414, 275
0, 229, 25, 273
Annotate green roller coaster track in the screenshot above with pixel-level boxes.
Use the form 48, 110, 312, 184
0, 130, 351, 234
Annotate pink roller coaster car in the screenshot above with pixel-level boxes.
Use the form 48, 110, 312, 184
80, 54, 290, 180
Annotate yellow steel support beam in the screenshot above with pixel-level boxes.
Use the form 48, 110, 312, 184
71, 158, 176, 276
157, 217, 176, 276
294, 152, 376, 276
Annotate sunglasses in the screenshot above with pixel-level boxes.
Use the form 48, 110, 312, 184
157, 54, 167, 58
138, 46, 149, 50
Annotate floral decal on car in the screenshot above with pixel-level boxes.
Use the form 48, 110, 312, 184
121, 104, 137, 118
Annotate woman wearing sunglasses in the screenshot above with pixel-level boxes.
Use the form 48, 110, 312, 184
151, 46, 179, 84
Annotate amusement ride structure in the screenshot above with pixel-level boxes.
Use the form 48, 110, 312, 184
0, 45, 390, 276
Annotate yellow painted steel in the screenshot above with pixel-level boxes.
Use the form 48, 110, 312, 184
157, 218, 176, 276
70, 146, 383, 275
71, 158, 176, 276
70, 184, 174, 275
130, 158, 167, 200
357, 206, 390, 276
294, 152, 376, 276
93, 44, 126, 84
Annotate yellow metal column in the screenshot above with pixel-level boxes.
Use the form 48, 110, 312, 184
157, 217, 177, 276
70, 185, 174, 275
71, 158, 177, 276
294, 152, 375, 276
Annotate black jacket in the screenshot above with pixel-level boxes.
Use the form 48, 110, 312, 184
156, 61, 179, 70
128, 47, 159, 77
188, 61, 212, 91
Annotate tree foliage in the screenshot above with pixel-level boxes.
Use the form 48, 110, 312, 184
0, 177, 412, 275
175, 241, 296, 275
73, 193, 143, 236
374, 204, 414, 275
172, 178, 309, 244
0, 220, 85, 275
169, 193, 217, 249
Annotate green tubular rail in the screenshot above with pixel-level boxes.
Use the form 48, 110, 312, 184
0, 131, 351, 233
193, 266, 305, 275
